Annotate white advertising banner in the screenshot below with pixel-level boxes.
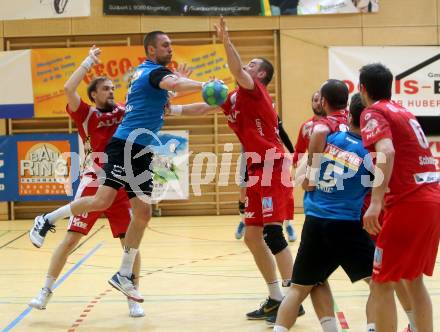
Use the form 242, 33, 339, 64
329, 47, 440, 116
298, 0, 378, 14
0, 0, 90, 20
0, 50, 34, 118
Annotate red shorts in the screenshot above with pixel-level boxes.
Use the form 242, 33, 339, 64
244, 163, 294, 227
373, 201, 440, 282
68, 175, 131, 238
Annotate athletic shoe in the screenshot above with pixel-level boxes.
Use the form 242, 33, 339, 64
128, 299, 145, 317
265, 304, 305, 326
285, 221, 297, 242
246, 297, 281, 320
29, 215, 55, 248
235, 221, 245, 240
28, 287, 53, 310
108, 272, 144, 303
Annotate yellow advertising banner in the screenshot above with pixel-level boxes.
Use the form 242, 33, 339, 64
31, 44, 235, 118
17, 140, 73, 196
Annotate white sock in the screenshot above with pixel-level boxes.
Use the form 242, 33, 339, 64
320, 316, 338, 332
267, 280, 284, 301
404, 310, 416, 330
45, 204, 73, 225
44, 275, 56, 291
119, 247, 139, 277
366, 322, 376, 332
273, 326, 289, 332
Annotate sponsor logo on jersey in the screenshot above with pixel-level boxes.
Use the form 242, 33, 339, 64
323, 144, 362, 170
255, 118, 264, 137
363, 118, 379, 131
72, 220, 88, 229
419, 155, 439, 167
413, 171, 440, 184
97, 116, 123, 128
244, 211, 255, 219
262, 196, 273, 214
373, 246, 383, 274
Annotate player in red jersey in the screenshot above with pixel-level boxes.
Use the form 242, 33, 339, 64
302, 79, 349, 192
29, 46, 144, 317
292, 91, 324, 167
213, 16, 300, 321
360, 63, 440, 332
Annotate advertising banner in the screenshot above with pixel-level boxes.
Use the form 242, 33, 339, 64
0, 50, 34, 118
103, 0, 378, 16
0, 0, 90, 20
329, 47, 440, 116
150, 131, 189, 201
0, 134, 79, 201
31, 44, 234, 117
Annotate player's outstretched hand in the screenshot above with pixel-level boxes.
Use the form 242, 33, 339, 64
215, 16, 229, 43
363, 202, 382, 235
88, 45, 101, 64
175, 63, 193, 79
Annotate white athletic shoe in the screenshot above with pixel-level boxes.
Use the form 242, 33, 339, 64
108, 272, 144, 303
29, 287, 53, 310
128, 299, 145, 317
29, 215, 55, 248
285, 221, 297, 242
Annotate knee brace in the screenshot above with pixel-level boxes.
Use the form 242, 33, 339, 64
263, 224, 288, 255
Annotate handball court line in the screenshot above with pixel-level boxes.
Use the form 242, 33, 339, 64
1, 241, 104, 332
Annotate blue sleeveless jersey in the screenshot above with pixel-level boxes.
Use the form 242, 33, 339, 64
113, 60, 169, 146
304, 131, 372, 221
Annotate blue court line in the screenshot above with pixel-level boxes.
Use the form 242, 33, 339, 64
1, 242, 103, 332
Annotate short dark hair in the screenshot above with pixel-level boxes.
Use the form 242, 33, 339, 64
256, 57, 274, 85
359, 63, 393, 101
143, 31, 167, 55
87, 76, 110, 103
320, 79, 348, 110
349, 93, 364, 128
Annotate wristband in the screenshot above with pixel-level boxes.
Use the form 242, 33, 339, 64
80, 56, 94, 71
169, 105, 183, 116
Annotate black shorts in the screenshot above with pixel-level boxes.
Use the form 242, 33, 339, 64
291, 215, 374, 286
101, 137, 154, 200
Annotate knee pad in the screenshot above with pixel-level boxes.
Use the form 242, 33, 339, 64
263, 224, 288, 255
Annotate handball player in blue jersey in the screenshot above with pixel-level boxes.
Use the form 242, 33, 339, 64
273, 93, 376, 332
32, 31, 209, 302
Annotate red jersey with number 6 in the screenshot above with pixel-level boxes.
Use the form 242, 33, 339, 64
360, 100, 440, 207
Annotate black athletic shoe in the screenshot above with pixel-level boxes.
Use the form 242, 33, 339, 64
265, 304, 306, 326
246, 297, 281, 320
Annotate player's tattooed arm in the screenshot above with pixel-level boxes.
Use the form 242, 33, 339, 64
363, 138, 395, 235
64, 45, 100, 112
215, 16, 254, 90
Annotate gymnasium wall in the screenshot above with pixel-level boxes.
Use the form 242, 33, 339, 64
0, 0, 439, 217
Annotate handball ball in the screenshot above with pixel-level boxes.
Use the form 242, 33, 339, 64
202, 80, 229, 106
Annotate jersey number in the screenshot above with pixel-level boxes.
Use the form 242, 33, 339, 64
409, 119, 429, 149
320, 163, 345, 188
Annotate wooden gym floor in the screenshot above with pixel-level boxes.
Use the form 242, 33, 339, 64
0, 215, 439, 331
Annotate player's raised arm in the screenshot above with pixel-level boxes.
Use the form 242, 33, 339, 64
215, 16, 254, 90
64, 45, 100, 112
